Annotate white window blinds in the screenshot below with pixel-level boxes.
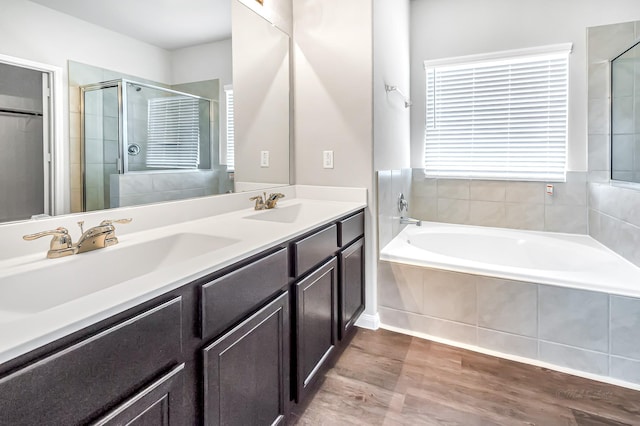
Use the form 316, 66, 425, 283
224, 85, 235, 170
146, 96, 200, 169
424, 44, 571, 181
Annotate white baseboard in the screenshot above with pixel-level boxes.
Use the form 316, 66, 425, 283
355, 312, 380, 330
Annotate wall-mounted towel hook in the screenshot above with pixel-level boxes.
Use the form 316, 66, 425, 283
385, 84, 412, 108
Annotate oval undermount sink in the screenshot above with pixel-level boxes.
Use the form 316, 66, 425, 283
0, 233, 239, 323
244, 204, 303, 223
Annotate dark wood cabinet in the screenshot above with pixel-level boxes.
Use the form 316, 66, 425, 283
339, 237, 365, 340
294, 257, 338, 402
92, 364, 186, 426
0, 208, 365, 424
0, 297, 183, 426
203, 291, 289, 426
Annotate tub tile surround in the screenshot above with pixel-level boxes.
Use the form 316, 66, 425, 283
410, 170, 588, 234
376, 169, 412, 249
378, 262, 640, 387
587, 21, 640, 268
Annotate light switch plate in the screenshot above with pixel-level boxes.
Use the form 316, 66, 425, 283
260, 150, 270, 167
323, 150, 334, 169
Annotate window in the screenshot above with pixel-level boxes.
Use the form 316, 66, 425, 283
424, 44, 571, 181
146, 96, 200, 169
224, 85, 235, 171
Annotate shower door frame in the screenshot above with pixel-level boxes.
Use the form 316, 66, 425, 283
0, 53, 64, 218
80, 80, 125, 212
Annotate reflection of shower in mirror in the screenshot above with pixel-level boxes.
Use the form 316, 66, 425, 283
80, 79, 216, 211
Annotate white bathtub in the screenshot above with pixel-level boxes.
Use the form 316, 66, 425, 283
380, 221, 640, 298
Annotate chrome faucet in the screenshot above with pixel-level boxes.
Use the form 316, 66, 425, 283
75, 218, 132, 254
249, 192, 285, 210
397, 192, 421, 226
23, 218, 132, 259
400, 217, 422, 226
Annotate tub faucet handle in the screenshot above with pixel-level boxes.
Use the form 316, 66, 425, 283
398, 193, 409, 214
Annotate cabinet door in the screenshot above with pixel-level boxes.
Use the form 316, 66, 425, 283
339, 238, 365, 340
203, 292, 289, 426
295, 257, 338, 402
92, 364, 185, 426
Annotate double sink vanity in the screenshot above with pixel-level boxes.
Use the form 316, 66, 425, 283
0, 186, 367, 425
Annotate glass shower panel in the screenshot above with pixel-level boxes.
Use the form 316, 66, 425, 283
83, 86, 120, 211
124, 82, 211, 172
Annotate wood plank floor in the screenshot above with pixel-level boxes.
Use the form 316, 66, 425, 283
289, 329, 640, 426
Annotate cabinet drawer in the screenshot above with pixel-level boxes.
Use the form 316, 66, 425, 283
200, 248, 288, 340
0, 297, 183, 426
292, 224, 338, 277
338, 211, 364, 247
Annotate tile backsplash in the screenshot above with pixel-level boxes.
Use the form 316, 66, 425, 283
410, 170, 588, 234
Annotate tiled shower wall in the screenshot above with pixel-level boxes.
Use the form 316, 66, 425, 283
377, 169, 412, 249
587, 21, 640, 267
410, 170, 588, 234
110, 171, 219, 208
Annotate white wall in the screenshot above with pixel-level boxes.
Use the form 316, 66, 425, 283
373, 0, 411, 171
171, 39, 232, 86
293, 0, 373, 188
233, 0, 290, 186
1, 0, 171, 83
237, 0, 293, 36
410, 0, 640, 172
293, 0, 376, 325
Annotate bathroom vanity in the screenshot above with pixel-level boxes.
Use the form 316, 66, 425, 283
0, 190, 366, 425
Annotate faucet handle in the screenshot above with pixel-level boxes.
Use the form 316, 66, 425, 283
249, 195, 266, 210
23, 227, 70, 243
99, 218, 133, 226
23, 227, 76, 258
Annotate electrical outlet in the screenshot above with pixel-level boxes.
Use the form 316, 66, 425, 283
260, 150, 270, 167
323, 150, 334, 169
545, 184, 554, 195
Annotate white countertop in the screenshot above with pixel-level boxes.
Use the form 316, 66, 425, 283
0, 187, 367, 365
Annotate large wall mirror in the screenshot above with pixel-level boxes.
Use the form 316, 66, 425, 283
611, 39, 640, 184
0, 0, 291, 223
